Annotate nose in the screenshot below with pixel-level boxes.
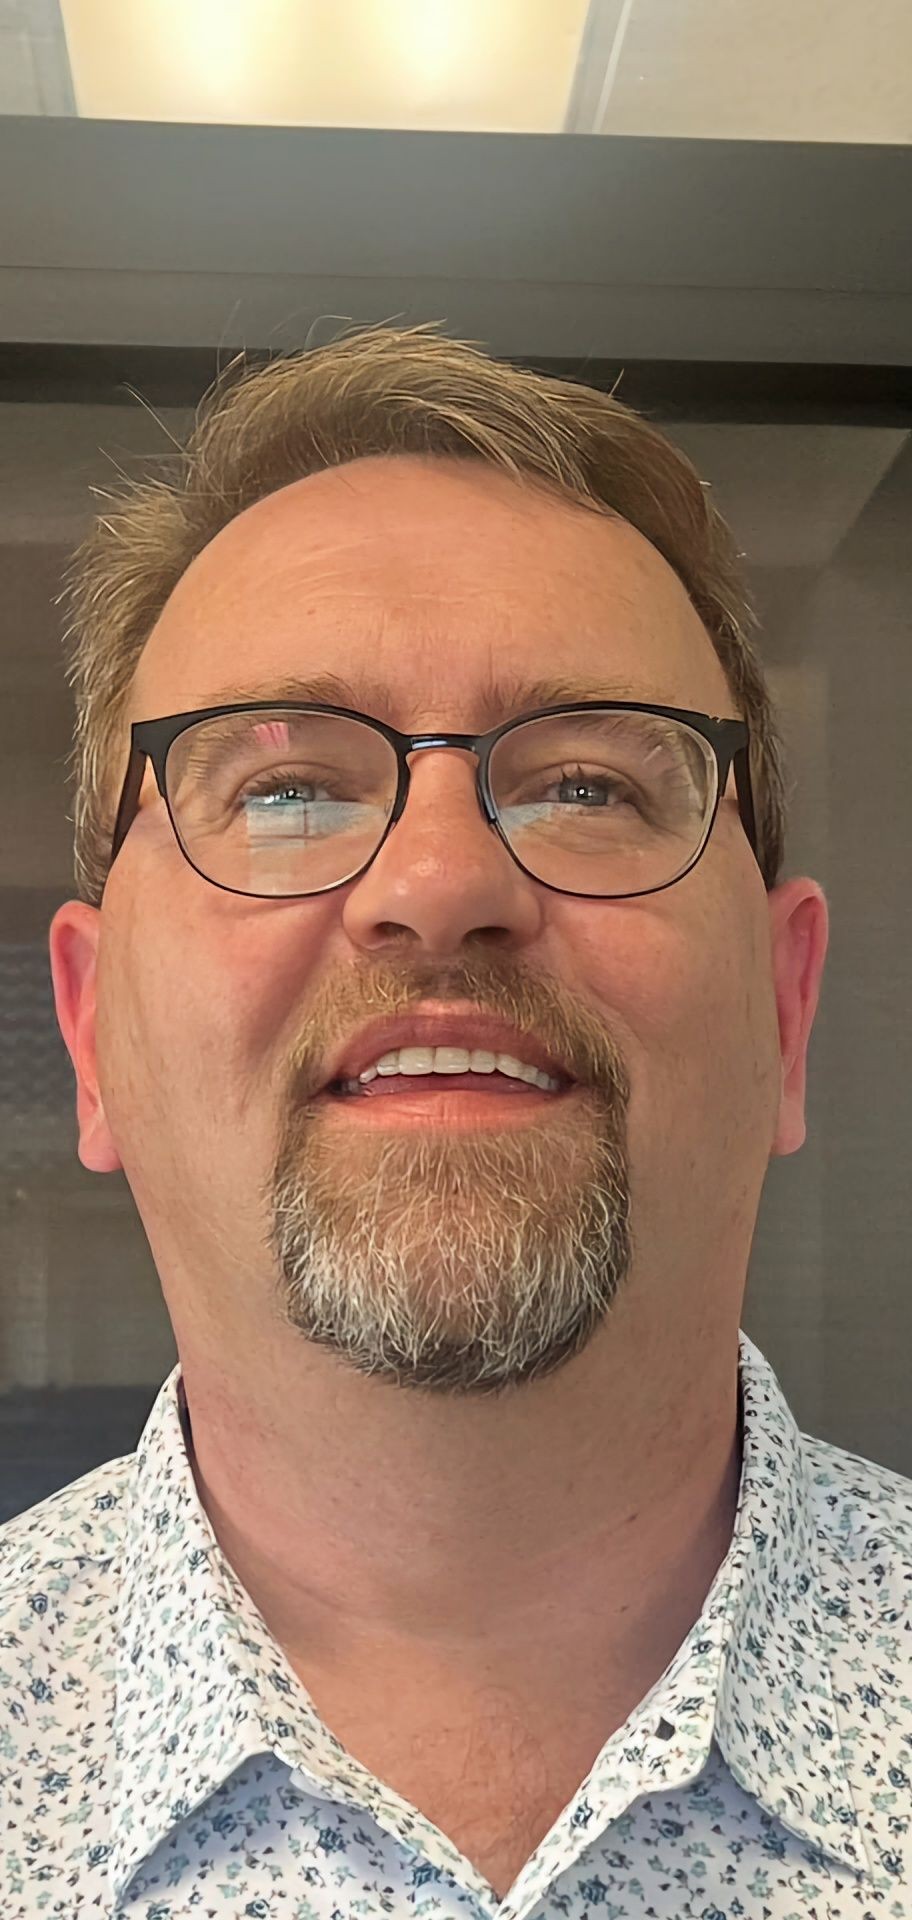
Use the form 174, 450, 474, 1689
338, 742, 542, 954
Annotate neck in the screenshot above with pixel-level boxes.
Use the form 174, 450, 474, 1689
177, 1303, 744, 1703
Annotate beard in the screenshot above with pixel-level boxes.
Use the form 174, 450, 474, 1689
267, 1083, 632, 1397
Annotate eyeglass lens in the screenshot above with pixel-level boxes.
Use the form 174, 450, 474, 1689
162, 707, 718, 899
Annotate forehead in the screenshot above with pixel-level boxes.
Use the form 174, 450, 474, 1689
131, 454, 732, 723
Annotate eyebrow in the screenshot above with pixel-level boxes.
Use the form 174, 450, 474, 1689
198, 670, 675, 724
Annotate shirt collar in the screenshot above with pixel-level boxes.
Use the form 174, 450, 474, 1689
715, 1334, 876, 1881
107, 1332, 878, 1908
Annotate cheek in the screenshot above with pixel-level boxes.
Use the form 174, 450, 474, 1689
94, 908, 163, 1129
165, 907, 332, 1112
99, 905, 250, 1137
631, 927, 778, 1184
564, 904, 699, 1043
574, 902, 752, 1107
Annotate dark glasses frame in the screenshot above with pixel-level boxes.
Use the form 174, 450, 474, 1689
106, 699, 759, 902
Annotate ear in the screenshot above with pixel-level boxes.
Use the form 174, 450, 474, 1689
48, 900, 124, 1174
767, 876, 830, 1157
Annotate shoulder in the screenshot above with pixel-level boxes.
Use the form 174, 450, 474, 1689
802, 1427, 912, 1542
0, 1452, 132, 1625
800, 1425, 912, 1613
0, 1457, 135, 1893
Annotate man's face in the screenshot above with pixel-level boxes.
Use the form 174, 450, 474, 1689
52, 453, 809, 1397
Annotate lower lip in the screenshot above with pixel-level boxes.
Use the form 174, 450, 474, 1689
318, 1073, 577, 1127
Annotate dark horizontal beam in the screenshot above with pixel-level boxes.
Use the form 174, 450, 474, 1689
0, 343, 909, 425
0, 119, 909, 363
3, 119, 908, 289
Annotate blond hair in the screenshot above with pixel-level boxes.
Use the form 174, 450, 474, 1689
60, 321, 789, 906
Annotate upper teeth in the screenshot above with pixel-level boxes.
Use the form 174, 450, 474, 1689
351, 1047, 562, 1091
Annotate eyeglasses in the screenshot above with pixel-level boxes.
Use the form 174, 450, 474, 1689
106, 700, 759, 903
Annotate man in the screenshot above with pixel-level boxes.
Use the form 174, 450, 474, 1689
2, 323, 909, 1917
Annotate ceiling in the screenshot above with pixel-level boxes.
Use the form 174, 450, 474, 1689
2, 0, 910, 141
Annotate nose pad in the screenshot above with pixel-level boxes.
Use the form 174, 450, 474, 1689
402, 744, 488, 820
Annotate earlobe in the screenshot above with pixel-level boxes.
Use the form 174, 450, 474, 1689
48, 901, 123, 1174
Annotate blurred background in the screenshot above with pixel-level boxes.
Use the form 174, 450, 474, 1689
0, 0, 910, 1518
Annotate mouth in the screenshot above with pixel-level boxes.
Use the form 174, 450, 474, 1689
317, 1069, 578, 1126
327, 1071, 571, 1095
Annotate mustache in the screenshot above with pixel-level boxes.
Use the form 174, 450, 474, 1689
286, 956, 630, 1107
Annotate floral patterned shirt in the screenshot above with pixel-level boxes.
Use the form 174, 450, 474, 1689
1, 1330, 910, 1919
